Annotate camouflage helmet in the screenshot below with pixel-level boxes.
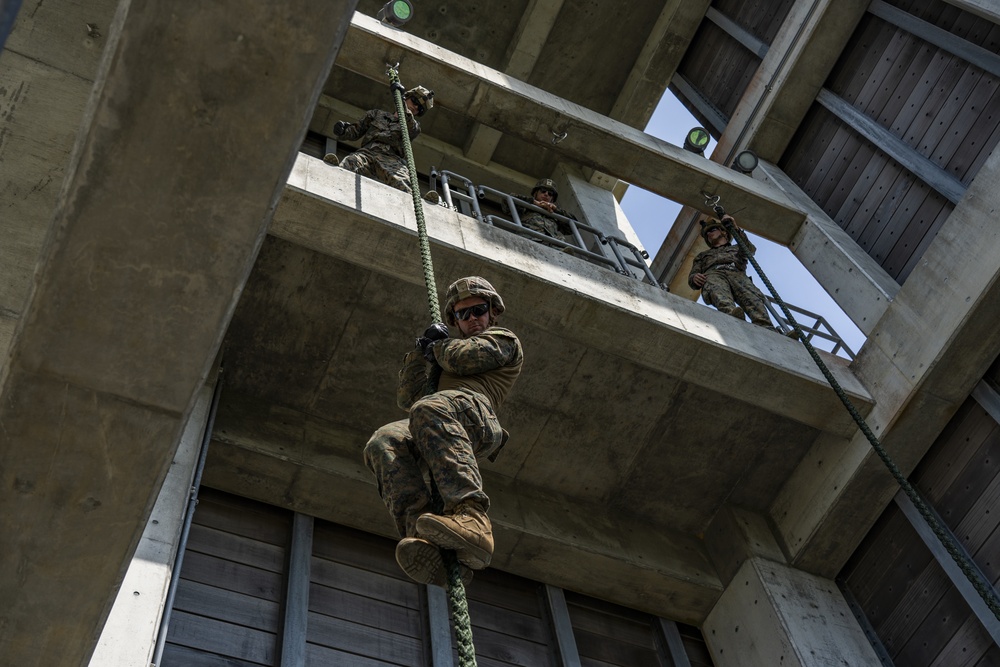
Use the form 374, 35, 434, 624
443, 276, 505, 326
531, 178, 559, 202
404, 86, 435, 116
700, 218, 731, 245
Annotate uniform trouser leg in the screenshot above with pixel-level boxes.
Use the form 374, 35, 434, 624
341, 150, 413, 194
701, 272, 741, 316
730, 273, 773, 327
363, 419, 430, 538
408, 391, 499, 515
364, 391, 500, 536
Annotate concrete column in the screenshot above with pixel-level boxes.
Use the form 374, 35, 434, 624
703, 558, 881, 667
554, 163, 647, 258
0, 0, 357, 664
87, 378, 215, 667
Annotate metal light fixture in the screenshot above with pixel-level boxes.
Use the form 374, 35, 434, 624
377, 0, 414, 27
732, 149, 759, 174
683, 127, 710, 155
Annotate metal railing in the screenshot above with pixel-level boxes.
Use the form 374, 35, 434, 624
430, 169, 661, 287
765, 297, 856, 360
427, 168, 857, 360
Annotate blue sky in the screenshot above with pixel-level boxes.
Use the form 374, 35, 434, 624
618, 92, 867, 358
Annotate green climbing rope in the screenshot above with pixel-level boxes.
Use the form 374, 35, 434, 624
707, 195, 1000, 622
388, 64, 479, 667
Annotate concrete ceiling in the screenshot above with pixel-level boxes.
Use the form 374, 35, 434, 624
203, 158, 874, 621
320, 0, 697, 182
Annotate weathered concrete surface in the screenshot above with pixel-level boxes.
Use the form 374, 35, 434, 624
201, 157, 880, 625
655, 0, 889, 336
0, 0, 119, 362
203, 391, 723, 624
660, 161, 898, 337
713, 0, 870, 166
88, 378, 216, 667
275, 156, 870, 438
942, 0, 1000, 23
772, 142, 1000, 577
704, 558, 881, 666
335, 13, 808, 236
0, 0, 358, 663
705, 505, 787, 587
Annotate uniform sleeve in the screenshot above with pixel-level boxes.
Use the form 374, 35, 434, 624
431, 328, 522, 376
734, 228, 756, 257
405, 112, 420, 141
688, 251, 707, 289
341, 110, 374, 142
396, 349, 428, 410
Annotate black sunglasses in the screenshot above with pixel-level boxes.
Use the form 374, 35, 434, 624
454, 303, 490, 321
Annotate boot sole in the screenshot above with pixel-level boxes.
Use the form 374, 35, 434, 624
416, 518, 493, 570
395, 539, 474, 588
396, 538, 446, 586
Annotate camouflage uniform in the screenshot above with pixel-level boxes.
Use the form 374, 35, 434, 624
364, 326, 523, 538
339, 108, 420, 193
688, 227, 772, 327
510, 193, 577, 243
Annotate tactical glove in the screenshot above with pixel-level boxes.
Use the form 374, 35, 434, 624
416, 323, 449, 363
333, 121, 348, 136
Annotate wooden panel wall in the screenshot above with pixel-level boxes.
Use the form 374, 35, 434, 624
675, 0, 794, 128
162, 488, 715, 666
162, 488, 290, 666
780, 0, 1000, 283
307, 523, 428, 666
564, 591, 714, 667
841, 396, 1000, 666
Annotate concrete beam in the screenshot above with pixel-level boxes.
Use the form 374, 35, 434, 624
714, 0, 870, 166
203, 390, 724, 624
659, 161, 898, 336
763, 163, 898, 335
0, 0, 119, 362
312, 93, 535, 194
705, 506, 787, 587
771, 137, 1000, 576
704, 558, 882, 666
586, 0, 711, 193
606, 0, 711, 130
462, 0, 564, 165
336, 13, 808, 235
88, 378, 217, 667
0, 0, 358, 663
274, 155, 872, 437
940, 0, 1000, 25
657, 0, 871, 305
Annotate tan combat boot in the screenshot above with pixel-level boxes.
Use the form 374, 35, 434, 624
719, 305, 745, 319
416, 503, 494, 570
395, 537, 473, 588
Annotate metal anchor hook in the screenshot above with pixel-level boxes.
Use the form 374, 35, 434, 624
551, 130, 568, 145
385, 61, 400, 75
701, 191, 721, 208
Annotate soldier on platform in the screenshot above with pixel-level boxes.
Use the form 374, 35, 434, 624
363, 277, 523, 586
510, 179, 578, 245
688, 214, 777, 331
325, 85, 434, 195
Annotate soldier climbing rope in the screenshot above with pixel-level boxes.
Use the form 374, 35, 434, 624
704, 191, 1000, 622
388, 63, 480, 667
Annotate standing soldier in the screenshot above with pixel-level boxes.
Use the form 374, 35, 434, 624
325, 85, 435, 195
688, 214, 777, 331
510, 179, 578, 245
363, 277, 524, 586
